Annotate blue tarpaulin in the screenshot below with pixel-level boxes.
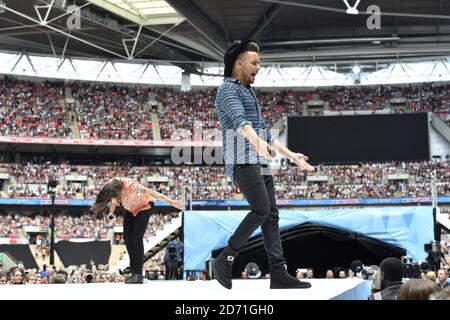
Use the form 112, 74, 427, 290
184, 206, 434, 270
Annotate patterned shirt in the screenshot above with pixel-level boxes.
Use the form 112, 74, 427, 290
215, 77, 274, 183
106, 177, 154, 216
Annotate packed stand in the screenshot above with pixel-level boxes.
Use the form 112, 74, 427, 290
3, 77, 450, 142
0, 213, 20, 241
71, 83, 153, 140
0, 160, 448, 201
0, 210, 179, 243
324, 85, 391, 111
0, 77, 72, 138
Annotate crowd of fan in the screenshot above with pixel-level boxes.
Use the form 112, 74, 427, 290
158, 88, 218, 141
71, 82, 153, 140
0, 210, 179, 243
0, 241, 174, 285
0, 213, 20, 239
275, 160, 450, 199
324, 85, 391, 111
0, 78, 72, 138
2, 77, 450, 142
0, 264, 123, 285
0, 160, 448, 201
0, 250, 175, 285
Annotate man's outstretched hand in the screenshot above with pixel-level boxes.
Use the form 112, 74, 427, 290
293, 153, 315, 171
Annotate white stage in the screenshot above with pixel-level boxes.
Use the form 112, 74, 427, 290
0, 278, 371, 300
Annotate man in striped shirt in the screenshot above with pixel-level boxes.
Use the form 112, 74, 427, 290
213, 40, 314, 290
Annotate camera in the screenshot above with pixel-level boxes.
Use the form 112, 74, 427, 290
424, 241, 444, 272
424, 241, 440, 253
401, 256, 412, 264
168, 247, 176, 255
401, 254, 432, 278
403, 262, 422, 279
361, 265, 379, 280
85, 273, 93, 283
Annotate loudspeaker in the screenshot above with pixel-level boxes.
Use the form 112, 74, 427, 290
0, 252, 18, 270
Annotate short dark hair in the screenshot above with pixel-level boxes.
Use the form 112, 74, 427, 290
49, 273, 67, 284
236, 42, 259, 62
240, 42, 259, 55
91, 179, 122, 215
380, 257, 404, 282
350, 260, 363, 274
223, 40, 259, 77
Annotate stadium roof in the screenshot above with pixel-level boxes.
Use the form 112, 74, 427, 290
88, 0, 185, 25
1, 0, 450, 80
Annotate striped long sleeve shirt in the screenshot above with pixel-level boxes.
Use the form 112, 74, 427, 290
215, 77, 275, 183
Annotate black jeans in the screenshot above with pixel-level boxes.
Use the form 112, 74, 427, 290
123, 207, 152, 275
227, 164, 285, 269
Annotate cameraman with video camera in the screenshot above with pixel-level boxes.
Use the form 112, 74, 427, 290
164, 240, 183, 280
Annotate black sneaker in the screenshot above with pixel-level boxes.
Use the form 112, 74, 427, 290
212, 252, 235, 289
119, 267, 131, 275
270, 265, 311, 289
125, 274, 144, 284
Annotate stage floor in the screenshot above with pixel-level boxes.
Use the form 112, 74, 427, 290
0, 278, 371, 300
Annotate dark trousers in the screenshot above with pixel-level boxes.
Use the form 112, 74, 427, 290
123, 208, 152, 275
227, 164, 285, 269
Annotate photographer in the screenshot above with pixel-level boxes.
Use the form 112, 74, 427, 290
164, 241, 183, 280
424, 241, 447, 272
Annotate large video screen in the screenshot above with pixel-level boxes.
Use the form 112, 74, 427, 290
287, 113, 429, 164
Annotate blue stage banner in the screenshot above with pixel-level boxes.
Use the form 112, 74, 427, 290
184, 206, 435, 271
